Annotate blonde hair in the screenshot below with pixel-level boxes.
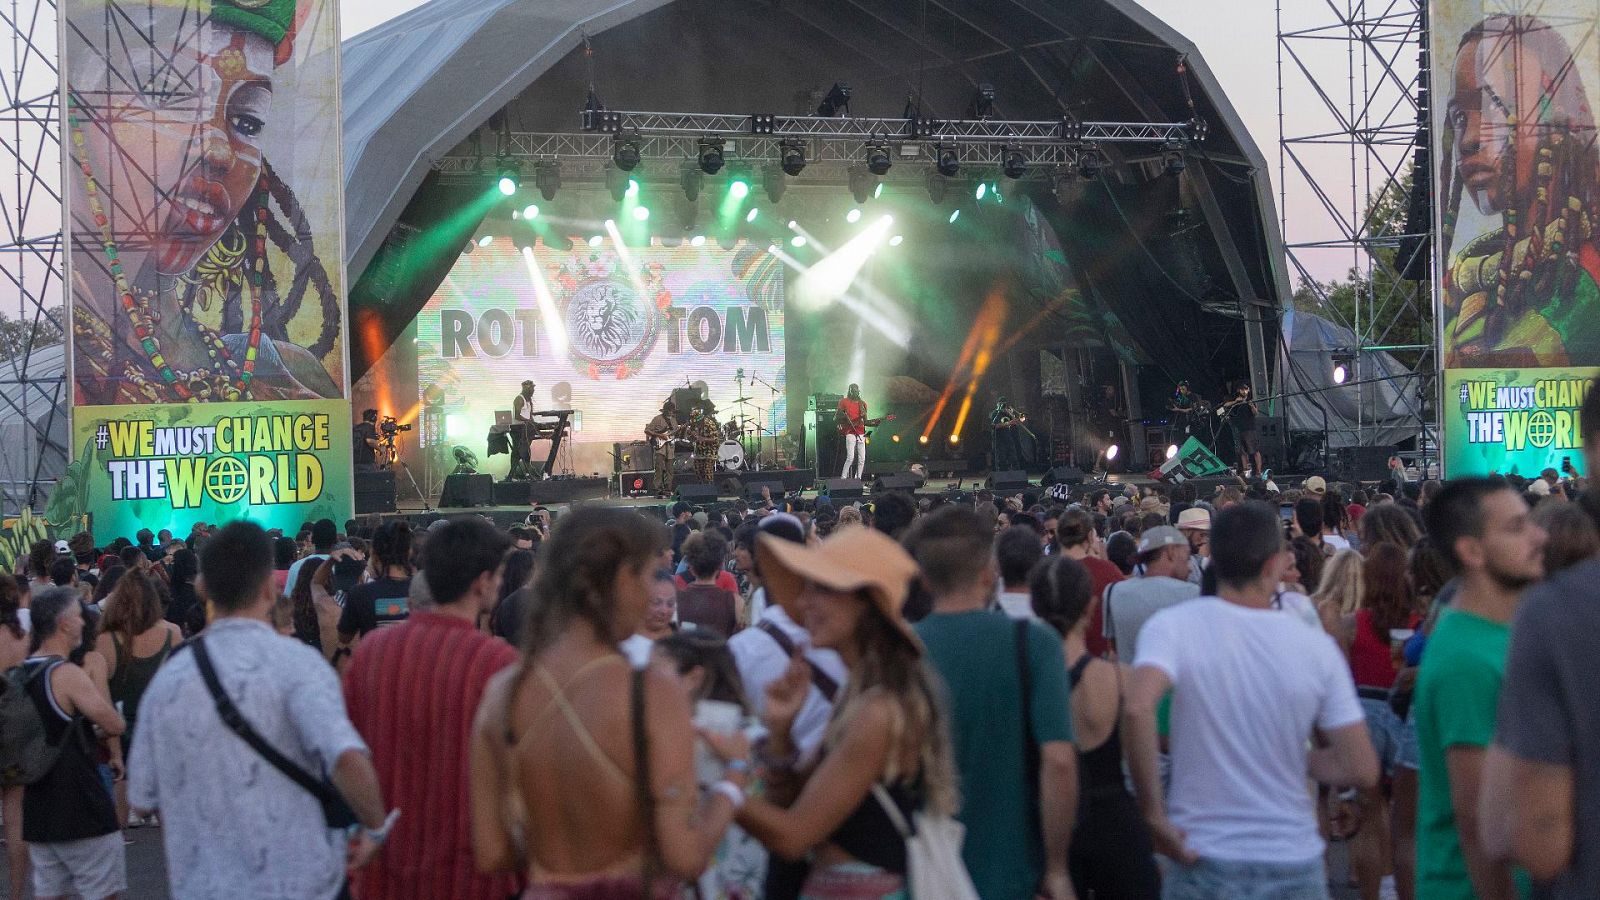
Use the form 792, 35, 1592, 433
1311, 548, 1364, 617
823, 597, 959, 816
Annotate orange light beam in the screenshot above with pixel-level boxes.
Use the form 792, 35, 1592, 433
922, 291, 1003, 438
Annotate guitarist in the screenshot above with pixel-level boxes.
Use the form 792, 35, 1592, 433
834, 384, 879, 479
644, 399, 683, 497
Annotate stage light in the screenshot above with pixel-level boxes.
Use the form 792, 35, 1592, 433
790, 235, 807, 248
1077, 145, 1104, 180
846, 208, 862, 224
949, 434, 960, 445
534, 161, 561, 201
497, 175, 517, 196
626, 179, 639, 198
762, 162, 787, 203
787, 219, 799, 230
817, 82, 852, 117
698, 138, 726, 175
1162, 142, 1187, 175
745, 207, 759, 223
476, 234, 493, 247
975, 182, 987, 200
991, 182, 1003, 203
588, 235, 604, 247
927, 171, 949, 203
891, 434, 901, 443
632, 206, 650, 221
865, 142, 892, 176
889, 235, 904, 246
606, 167, 629, 202
1166, 444, 1179, 460
604, 218, 616, 230
935, 146, 960, 177
779, 139, 807, 176
948, 209, 961, 223
612, 132, 641, 171
522, 204, 540, 219
729, 179, 750, 200
1333, 350, 1355, 385
1001, 145, 1027, 179
848, 167, 875, 205
919, 435, 930, 445
691, 235, 706, 247
681, 166, 703, 202
1105, 443, 1120, 461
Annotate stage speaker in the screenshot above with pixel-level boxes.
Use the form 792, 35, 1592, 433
354, 468, 396, 514
872, 473, 924, 494
1329, 445, 1397, 484
1041, 465, 1087, 487
1256, 418, 1287, 470
744, 479, 786, 501
440, 473, 493, 508
986, 470, 1031, 491
818, 478, 864, 500
676, 483, 721, 503
615, 441, 653, 472
620, 471, 655, 498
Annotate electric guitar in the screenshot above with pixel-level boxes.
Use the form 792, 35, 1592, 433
837, 413, 897, 435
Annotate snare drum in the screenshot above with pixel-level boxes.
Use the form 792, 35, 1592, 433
718, 441, 744, 472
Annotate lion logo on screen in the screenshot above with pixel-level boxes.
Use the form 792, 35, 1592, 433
564, 276, 658, 376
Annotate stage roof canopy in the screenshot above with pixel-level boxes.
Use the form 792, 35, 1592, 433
341, 0, 1291, 393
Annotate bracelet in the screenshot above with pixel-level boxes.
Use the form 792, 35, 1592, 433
711, 779, 746, 811
725, 757, 752, 776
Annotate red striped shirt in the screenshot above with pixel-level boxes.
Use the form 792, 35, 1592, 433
343, 611, 521, 900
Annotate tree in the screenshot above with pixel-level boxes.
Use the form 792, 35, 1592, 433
0, 307, 64, 360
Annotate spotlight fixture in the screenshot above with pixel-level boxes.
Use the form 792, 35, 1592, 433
1332, 349, 1356, 385
522, 204, 540, 219
1076, 144, 1104, 180
750, 113, 776, 134
817, 82, 852, 117
865, 142, 892, 176
697, 137, 726, 175
1333, 364, 1349, 385
605, 166, 630, 203
495, 158, 520, 196
934, 145, 960, 177
846, 208, 862, 224
611, 132, 641, 171
631, 206, 650, 221
779, 139, 807, 177
729, 179, 751, 200
1162, 141, 1187, 175
847, 166, 876, 205
746, 207, 759, 223
533, 160, 561, 201
476, 234, 494, 247
1001, 145, 1027, 179
948, 208, 961, 224
1166, 444, 1179, 460
1105, 443, 1120, 461
926, 170, 949, 204
762, 162, 787, 203
680, 166, 703, 202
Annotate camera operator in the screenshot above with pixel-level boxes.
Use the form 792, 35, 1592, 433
354, 409, 380, 467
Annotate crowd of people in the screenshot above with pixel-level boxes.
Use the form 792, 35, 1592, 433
3, 395, 1600, 900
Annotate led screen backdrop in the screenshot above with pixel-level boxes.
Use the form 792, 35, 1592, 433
1431, 3, 1600, 476
416, 239, 787, 470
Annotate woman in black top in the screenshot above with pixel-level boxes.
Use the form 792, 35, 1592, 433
734, 528, 958, 899
1031, 555, 1161, 899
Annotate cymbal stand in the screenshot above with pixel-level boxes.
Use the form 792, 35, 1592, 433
751, 373, 781, 469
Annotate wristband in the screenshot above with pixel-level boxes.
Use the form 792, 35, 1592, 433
711, 779, 746, 810
357, 808, 401, 845
725, 757, 752, 776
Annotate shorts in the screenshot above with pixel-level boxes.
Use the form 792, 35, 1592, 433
1396, 706, 1420, 771
30, 831, 127, 898
1162, 855, 1328, 900
1361, 696, 1413, 774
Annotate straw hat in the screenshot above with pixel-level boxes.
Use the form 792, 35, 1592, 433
757, 528, 923, 653
1176, 507, 1212, 531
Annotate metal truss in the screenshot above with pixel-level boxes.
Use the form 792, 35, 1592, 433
1276, 0, 1437, 455
0, 0, 67, 514
582, 109, 1204, 145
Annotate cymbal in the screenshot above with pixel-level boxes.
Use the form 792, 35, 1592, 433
729, 396, 754, 404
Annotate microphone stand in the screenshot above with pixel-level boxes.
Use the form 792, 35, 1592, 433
751, 374, 781, 468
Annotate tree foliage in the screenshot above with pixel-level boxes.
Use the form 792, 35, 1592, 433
0, 308, 64, 360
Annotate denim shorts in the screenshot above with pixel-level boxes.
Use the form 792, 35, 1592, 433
1162, 856, 1328, 900
1359, 695, 1418, 773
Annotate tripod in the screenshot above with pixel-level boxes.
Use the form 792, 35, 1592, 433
380, 436, 434, 512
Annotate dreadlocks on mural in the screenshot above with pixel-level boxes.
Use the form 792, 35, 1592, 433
65, 0, 343, 404
1439, 13, 1600, 368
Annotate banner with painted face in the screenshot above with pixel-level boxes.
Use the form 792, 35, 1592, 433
1432, 2, 1600, 476
61, 0, 351, 530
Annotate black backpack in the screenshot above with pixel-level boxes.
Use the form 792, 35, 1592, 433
0, 659, 65, 786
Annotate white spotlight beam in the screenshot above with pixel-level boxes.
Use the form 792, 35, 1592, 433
520, 246, 569, 359
794, 215, 893, 309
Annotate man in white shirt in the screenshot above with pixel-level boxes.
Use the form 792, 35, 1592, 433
1126, 500, 1378, 898
994, 525, 1042, 619
1102, 526, 1198, 661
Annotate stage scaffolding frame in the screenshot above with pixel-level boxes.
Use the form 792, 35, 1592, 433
0, 0, 67, 515
1276, 0, 1438, 459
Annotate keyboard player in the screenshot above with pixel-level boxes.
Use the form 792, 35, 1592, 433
510, 381, 536, 478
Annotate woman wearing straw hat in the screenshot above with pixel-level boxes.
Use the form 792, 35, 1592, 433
735, 528, 959, 900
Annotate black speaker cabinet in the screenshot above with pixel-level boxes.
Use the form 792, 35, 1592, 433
440, 473, 493, 508
1041, 465, 1087, 487
676, 483, 721, 503
987, 470, 1031, 491
818, 478, 864, 500
743, 479, 786, 500
620, 470, 655, 498
872, 473, 924, 494
353, 468, 396, 514
1329, 445, 1397, 484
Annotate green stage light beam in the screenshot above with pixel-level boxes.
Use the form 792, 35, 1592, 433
522, 204, 540, 219
730, 180, 750, 200
632, 206, 650, 221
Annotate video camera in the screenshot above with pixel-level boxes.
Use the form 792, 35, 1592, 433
379, 416, 413, 439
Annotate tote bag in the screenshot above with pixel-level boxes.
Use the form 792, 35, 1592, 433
870, 783, 980, 900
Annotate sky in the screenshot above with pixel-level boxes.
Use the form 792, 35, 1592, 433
339, 0, 1404, 290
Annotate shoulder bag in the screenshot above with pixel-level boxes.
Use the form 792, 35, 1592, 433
871, 783, 980, 900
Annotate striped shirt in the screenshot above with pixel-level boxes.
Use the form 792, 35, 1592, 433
343, 611, 521, 900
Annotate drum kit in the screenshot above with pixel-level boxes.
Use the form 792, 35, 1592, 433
687, 370, 779, 473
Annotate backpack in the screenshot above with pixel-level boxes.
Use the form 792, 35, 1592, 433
0, 659, 65, 787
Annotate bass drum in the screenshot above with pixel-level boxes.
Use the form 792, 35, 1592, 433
717, 441, 744, 472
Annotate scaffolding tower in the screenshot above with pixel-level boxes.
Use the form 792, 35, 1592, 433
0, 0, 67, 514
1276, 0, 1438, 462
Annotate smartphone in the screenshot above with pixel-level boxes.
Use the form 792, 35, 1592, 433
1279, 504, 1295, 522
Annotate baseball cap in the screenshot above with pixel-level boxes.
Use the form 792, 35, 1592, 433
1136, 526, 1188, 557
1303, 476, 1327, 494
53, 539, 70, 555
1528, 478, 1552, 497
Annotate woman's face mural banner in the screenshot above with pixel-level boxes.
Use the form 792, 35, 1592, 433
1432, 5, 1600, 477
63, 0, 347, 405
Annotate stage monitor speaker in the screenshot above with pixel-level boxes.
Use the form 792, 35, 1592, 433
1329, 446, 1396, 484
818, 478, 864, 500
744, 479, 786, 500
1041, 465, 1087, 487
353, 468, 396, 514
676, 483, 721, 503
921, 458, 972, 475
872, 473, 924, 494
1256, 419, 1287, 470
440, 473, 494, 508
986, 470, 1031, 491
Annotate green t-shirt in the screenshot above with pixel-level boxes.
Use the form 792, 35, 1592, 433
1413, 608, 1530, 900
915, 610, 1074, 900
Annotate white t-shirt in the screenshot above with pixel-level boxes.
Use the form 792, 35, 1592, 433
727, 606, 847, 759
995, 590, 1036, 620
1323, 534, 1351, 552
1135, 596, 1364, 863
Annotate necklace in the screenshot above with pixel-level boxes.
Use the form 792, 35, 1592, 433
68, 95, 266, 401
